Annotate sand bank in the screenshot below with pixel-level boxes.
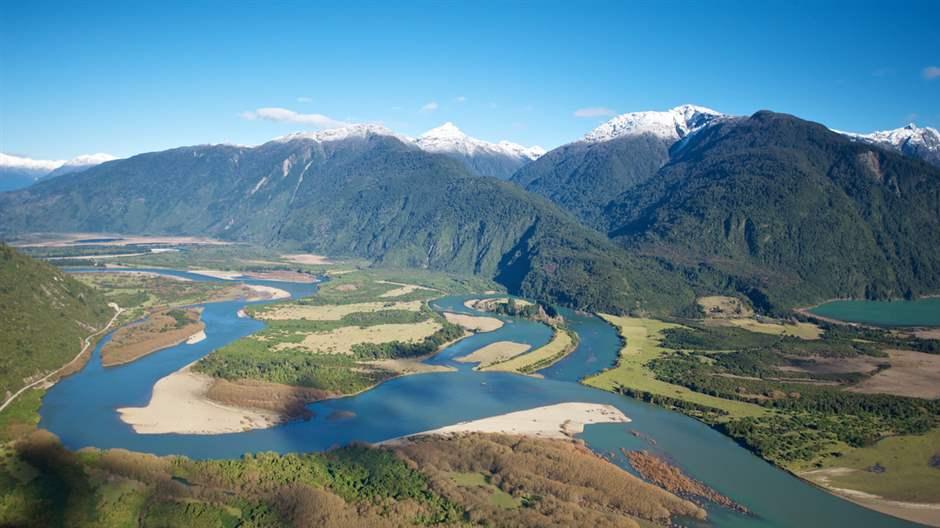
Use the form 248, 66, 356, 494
382, 403, 629, 445
455, 341, 530, 367
187, 269, 244, 280
186, 330, 207, 344
244, 284, 291, 301
443, 312, 503, 332
117, 364, 283, 434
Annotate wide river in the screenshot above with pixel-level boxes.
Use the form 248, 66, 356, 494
39, 269, 920, 528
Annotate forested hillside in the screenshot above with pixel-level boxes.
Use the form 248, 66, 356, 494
0, 132, 695, 315
605, 111, 940, 309
0, 244, 112, 400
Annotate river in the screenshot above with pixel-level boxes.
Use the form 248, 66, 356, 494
38, 269, 920, 527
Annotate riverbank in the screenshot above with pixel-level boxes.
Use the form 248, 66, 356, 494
381, 402, 629, 445
101, 308, 205, 367
802, 468, 940, 527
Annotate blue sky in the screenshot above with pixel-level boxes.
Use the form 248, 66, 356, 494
1, 0, 938, 159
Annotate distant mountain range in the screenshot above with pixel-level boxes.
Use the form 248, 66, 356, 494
2, 108, 938, 315
415, 122, 544, 179
0, 152, 117, 191
0, 125, 692, 314
840, 123, 940, 168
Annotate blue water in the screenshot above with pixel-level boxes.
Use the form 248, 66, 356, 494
39, 269, 920, 527
810, 297, 940, 327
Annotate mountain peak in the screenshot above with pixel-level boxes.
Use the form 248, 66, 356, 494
582, 104, 723, 144
273, 123, 410, 145
415, 123, 543, 161
839, 123, 940, 167
421, 122, 466, 139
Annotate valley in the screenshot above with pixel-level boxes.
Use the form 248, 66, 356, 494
0, 241, 936, 527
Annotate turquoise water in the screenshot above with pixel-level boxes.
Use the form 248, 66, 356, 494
39, 270, 920, 527
810, 297, 940, 327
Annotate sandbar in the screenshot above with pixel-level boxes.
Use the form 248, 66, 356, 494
456, 341, 530, 367
117, 364, 283, 434
443, 312, 503, 332
382, 402, 629, 444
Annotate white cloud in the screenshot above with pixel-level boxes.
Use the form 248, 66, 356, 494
420, 101, 439, 112
574, 106, 617, 118
240, 107, 347, 128
923, 66, 940, 80
455, 96, 467, 103
296, 96, 313, 103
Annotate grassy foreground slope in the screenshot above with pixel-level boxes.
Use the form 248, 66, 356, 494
0, 430, 703, 528
0, 244, 111, 401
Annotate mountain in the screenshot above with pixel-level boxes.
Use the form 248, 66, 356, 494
0, 244, 112, 400
604, 111, 940, 310
43, 153, 118, 179
0, 152, 116, 191
0, 154, 64, 192
415, 122, 544, 179
840, 123, 940, 168
511, 105, 724, 225
0, 124, 695, 315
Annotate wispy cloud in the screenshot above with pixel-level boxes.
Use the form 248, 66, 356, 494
455, 96, 467, 103
574, 107, 616, 118
923, 66, 940, 80
420, 101, 439, 112
240, 107, 347, 128
296, 96, 313, 103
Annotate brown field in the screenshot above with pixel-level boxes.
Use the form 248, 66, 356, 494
847, 349, 940, 399
101, 308, 204, 367
697, 295, 754, 318
281, 253, 332, 265
273, 319, 442, 355
258, 300, 423, 321
456, 341, 531, 368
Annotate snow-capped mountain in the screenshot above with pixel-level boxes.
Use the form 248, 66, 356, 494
0, 152, 117, 191
44, 153, 118, 179
274, 123, 413, 145
582, 104, 724, 144
841, 124, 940, 168
414, 122, 544, 179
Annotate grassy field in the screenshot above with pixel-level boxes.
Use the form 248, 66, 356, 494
447, 472, 520, 508
484, 327, 576, 374
73, 272, 249, 325
810, 427, 940, 503
582, 315, 768, 419
722, 318, 823, 340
